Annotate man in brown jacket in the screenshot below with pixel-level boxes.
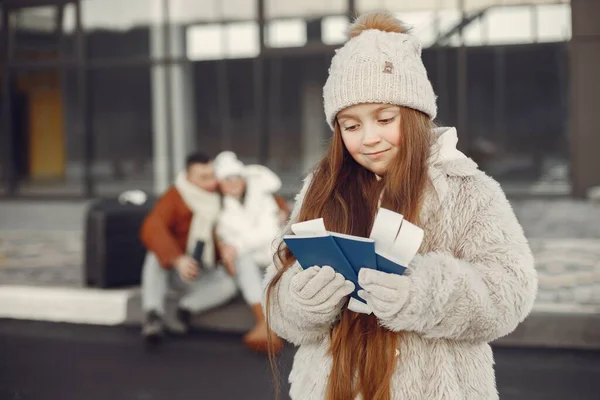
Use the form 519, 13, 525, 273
140, 152, 239, 343
140, 152, 286, 353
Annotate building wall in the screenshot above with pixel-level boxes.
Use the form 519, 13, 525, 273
15, 29, 571, 186
570, 0, 600, 197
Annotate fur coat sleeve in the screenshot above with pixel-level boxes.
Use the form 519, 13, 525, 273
380, 172, 538, 343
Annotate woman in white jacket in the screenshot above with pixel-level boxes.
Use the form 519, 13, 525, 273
214, 151, 286, 352
263, 12, 537, 400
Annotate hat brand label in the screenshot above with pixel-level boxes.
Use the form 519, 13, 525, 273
383, 61, 394, 74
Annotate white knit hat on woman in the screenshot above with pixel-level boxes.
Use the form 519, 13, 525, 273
213, 151, 244, 180
323, 12, 437, 130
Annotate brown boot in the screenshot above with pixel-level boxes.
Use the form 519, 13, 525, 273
243, 304, 283, 353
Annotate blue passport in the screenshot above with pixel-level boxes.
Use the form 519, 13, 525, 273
283, 234, 364, 301
330, 232, 377, 275
283, 234, 358, 282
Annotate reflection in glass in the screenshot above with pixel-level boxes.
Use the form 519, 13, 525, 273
88, 67, 154, 196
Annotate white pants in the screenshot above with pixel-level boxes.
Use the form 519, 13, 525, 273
141, 252, 264, 315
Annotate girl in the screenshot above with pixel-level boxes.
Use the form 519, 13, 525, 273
263, 11, 537, 400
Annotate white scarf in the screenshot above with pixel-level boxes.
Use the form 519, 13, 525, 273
175, 172, 221, 268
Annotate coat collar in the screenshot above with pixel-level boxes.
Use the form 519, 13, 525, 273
420, 127, 478, 223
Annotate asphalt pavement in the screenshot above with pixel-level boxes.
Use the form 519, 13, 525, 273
1, 320, 600, 400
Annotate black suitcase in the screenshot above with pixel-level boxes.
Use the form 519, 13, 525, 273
84, 197, 156, 288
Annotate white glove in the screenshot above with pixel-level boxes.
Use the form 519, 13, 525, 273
358, 268, 410, 320
290, 265, 355, 314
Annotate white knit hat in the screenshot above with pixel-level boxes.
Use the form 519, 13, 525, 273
323, 12, 437, 130
213, 151, 244, 180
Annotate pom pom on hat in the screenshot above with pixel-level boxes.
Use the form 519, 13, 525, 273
347, 11, 409, 38
214, 151, 244, 180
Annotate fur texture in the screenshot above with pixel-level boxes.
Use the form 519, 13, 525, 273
263, 128, 537, 399
348, 11, 408, 38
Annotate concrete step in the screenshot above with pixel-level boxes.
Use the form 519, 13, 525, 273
1, 284, 599, 350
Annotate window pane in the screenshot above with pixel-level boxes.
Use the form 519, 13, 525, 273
266, 19, 307, 48
78, 0, 160, 60
422, 9, 462, 47
170, 0, 256, 23
357, 0, 569, 13
461, 44, 570, 194
537, 4, 571, 43
463, 14, 485, 46
322, 16, 349, 45
193, 59, 258, 162
10, 5, 74, 62
400, 11, 437, 47
81, 0, 159, 32
88, 67, 154, 196
358, 0, 459, 13
227, 22, 259, 58
0, 71, 4, 195
187, 22, 258, 61
486, 6, 533, 45
187, 24, 225, 61
465, 0, 569, 12
13, 6, 57, 33
266, 0, 346, 19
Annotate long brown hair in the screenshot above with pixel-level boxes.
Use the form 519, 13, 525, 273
266, 106, 434, 399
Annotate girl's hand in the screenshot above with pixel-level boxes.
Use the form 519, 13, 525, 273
290, 266, 355, 313
358, 268, 410, 320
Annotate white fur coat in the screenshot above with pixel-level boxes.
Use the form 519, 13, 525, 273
263, 127, 538, 400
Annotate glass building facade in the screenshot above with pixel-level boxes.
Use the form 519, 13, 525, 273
0, 0, 578, 199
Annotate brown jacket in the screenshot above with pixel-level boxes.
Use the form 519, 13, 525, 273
140, 186, 194, 268
140, 186, 291, 269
